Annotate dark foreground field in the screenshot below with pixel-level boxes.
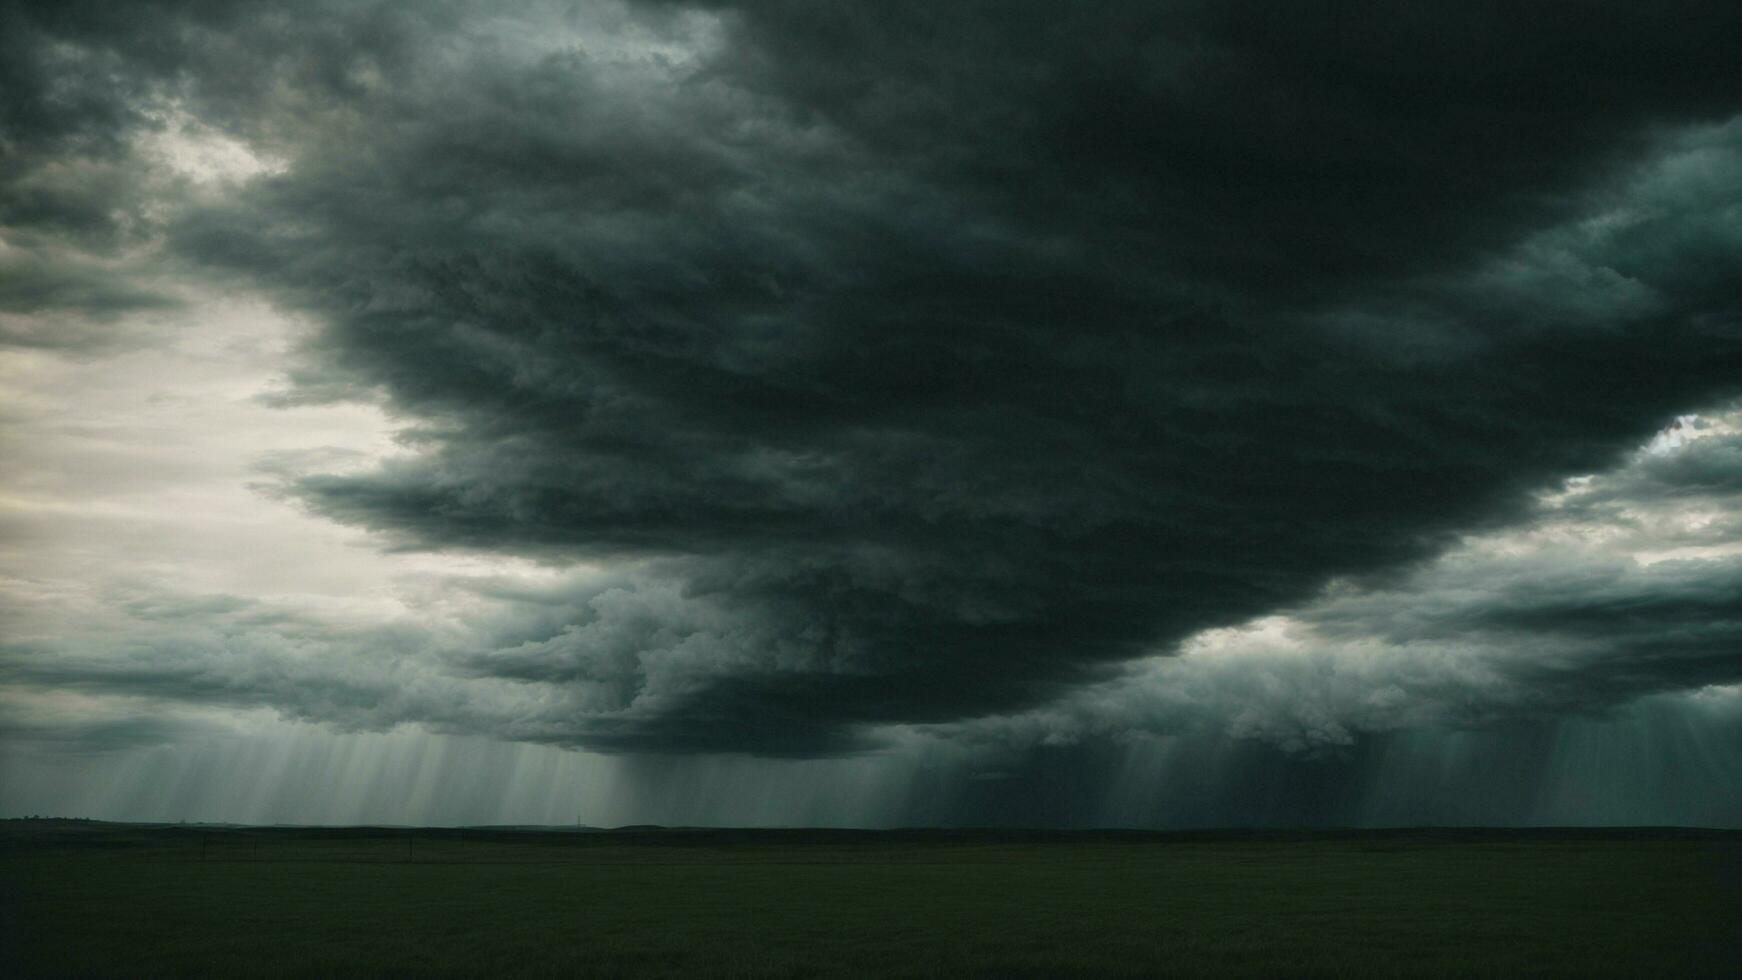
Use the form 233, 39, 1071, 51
2, 822, 1738, 978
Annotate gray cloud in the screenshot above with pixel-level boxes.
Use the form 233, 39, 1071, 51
0, 709, 230, 755
949, 414, 1742, 753
6, 410, 1740, 762
3, 0, 1742, 760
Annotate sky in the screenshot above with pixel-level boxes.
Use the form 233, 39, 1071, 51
2, 0, 1741, 827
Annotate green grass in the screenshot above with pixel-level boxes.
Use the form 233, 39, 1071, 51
2, 824, 1738, 978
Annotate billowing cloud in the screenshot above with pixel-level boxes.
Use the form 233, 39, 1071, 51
2, 0, 1741, 778
949, 411, 1742, 752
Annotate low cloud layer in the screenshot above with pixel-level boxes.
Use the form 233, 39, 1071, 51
3, 1, 1741, 779
951, 411, 1742, 752
8, 406, 1740, 761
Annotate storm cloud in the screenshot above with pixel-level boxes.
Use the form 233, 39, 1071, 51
3, 0, 1741, 780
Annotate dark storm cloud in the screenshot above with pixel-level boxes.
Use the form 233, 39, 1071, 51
7, 0, 1742, 753
950, 415, 1742, 753
693, 0, 1742, 305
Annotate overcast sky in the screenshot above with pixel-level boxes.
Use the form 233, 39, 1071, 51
3, 0, 1741, 826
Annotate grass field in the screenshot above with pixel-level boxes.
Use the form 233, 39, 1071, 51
2, 822, 1738, 978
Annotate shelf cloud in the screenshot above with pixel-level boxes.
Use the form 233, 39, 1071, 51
3, 1, 1740, 823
